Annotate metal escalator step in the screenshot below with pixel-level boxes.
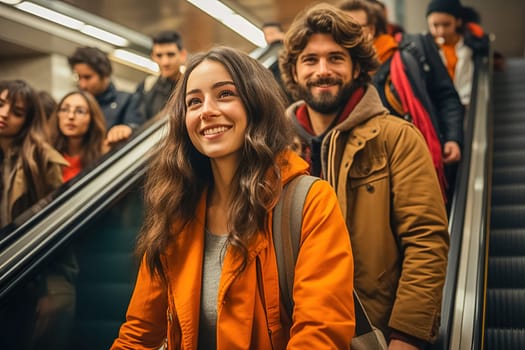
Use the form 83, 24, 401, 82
488, 257, 525, 288
486, 288, 525, 328
485, 328, 525, 350
493, 151, 525, 167
489, 229, 525, 256
491, 205, 525, 229
492, 110, 525, 122
494, 136, 525, 151
493, 89, 525, 100
493, 166, 525, 185
493, 125, 525, 138
494, 78, 525, 88
494, 104, 525, 115
492, 184, 525, 205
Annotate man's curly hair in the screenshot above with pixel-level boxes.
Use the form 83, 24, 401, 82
279, 3, 379, 101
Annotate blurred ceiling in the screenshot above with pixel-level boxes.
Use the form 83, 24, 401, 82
0, 0, 341, 65
58, 0, 338, 53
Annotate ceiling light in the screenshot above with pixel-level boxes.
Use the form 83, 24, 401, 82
0, 0, 22, 4
15, 1, 84, 30
187, 0, 266, 48
81, 25, 129, 47
112, 49, 159, 73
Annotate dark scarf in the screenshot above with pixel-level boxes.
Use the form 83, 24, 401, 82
295, 87, 365, 177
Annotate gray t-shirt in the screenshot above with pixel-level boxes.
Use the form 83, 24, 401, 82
198, 230, 228, 350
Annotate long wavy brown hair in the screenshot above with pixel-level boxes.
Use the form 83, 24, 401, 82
51, 91, 106, 169
0, 80, 55, 200
137, 46, 293, 279
279, 2, 380, 101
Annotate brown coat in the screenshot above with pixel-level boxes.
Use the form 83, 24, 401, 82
1, 142, 67, 225
112, 151, 355, 350
288, 85, 449, 342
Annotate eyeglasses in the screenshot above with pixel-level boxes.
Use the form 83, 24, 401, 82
58, 107, 89, 117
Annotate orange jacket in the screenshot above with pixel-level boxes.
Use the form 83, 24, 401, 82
111, 151, 355, 350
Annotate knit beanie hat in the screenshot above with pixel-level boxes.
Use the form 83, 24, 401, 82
426, 0, 463, 18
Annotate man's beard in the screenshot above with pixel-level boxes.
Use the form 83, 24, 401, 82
296, 77, 357, 115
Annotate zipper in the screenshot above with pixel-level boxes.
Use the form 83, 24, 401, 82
256, 257, 275, 350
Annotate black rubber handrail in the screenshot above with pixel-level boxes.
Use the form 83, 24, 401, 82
0, 117, 167, 299
470, 50, 493, 350
431, 49, 492, 349
0, 117, 165, 251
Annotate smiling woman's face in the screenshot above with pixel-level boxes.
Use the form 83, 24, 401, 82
184, 60, 248, 163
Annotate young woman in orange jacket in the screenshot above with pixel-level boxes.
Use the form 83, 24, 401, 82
111, 46, 355, 350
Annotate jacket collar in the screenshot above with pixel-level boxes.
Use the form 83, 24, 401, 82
287, 84, 388, 135
95, 82, 117, 105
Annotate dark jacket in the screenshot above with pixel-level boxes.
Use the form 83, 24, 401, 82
96, 82, 139, 128
373, 33, 465, 148
129, 76, 178, 123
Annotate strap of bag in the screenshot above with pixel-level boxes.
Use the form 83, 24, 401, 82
273, 175, 318, 316
272, 175, 375, 337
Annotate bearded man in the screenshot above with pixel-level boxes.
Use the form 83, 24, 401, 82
280, 3, 450, 349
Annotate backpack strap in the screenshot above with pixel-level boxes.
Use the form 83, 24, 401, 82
272, 175, 376, 338
398, 33, 431, 73
272, 174, 318, 316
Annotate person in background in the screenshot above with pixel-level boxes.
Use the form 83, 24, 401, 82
262, 21, 286, 45
366, 0, 404, 36
129, 30, 187, 122
426, 0, 489, 106
339, 0, 464, 203
112, 46, 355, 349
0, 79, 75, 350
0, 79, 66, 227
280, 3, 449, 349
261, 21, 293, 103
38, 90, 57, 123
51, 90, 108, 182
68, 46, 141, 147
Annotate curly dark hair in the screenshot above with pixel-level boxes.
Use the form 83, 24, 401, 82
279, 3, 379, 101
67, 47, 112, 78
137, 46, 293, 279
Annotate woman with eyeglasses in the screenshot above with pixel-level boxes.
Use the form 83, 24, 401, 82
51, 90, 108, 182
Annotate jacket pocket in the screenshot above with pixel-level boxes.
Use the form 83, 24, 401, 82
349, 155, 388, 189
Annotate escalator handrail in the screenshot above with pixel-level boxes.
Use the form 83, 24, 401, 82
432, 42, 493, 349
0, 117, 166, 249
0, 117, 168, 299
446, 45, 493, 349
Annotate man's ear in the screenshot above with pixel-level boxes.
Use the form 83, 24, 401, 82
292, 64, 298, 83
180, 49, 188, 63
353, 62, 361, 80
